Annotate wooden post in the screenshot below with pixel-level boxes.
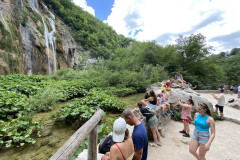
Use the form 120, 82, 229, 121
50, 109, 104, 160
88, 125, 98, 160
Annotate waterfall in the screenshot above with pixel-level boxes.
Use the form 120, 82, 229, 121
28, 0, 57, 74
0, 11, 8, 31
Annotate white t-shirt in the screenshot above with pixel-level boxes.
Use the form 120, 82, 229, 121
217, 93, 225, 106
238, 86, 240, 92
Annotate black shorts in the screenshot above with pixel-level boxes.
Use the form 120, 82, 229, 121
215, 104, 224, 113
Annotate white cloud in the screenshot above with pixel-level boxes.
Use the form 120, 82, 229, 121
106, 0, 240, 53
72, 0, 95, 16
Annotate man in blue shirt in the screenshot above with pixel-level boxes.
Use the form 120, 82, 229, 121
122, 108, 148, 160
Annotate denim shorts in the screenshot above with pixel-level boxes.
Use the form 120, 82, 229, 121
148, 115, 158, 128
147, 102, 157, 110
192, 129, 210, 145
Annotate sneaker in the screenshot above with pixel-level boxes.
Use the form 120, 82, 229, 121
183, 133, 190, 138
162, 113, 167, 118
179, 130, 186, 134
157, 141, 162, 146
149, 143, 158, 147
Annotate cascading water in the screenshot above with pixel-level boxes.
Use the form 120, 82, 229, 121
28, 0, 57, 74
0, 11, 8, 31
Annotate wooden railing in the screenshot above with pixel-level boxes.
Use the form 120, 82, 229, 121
50, 109, 104, 160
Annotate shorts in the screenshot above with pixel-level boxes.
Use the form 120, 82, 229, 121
182, 119, 189, 123
147, 102, 157, 110
238, 91, 240, 95
192, 129, 210, 145
230, 89, 233, 91
215, 104, 224, 113
148, 115, 158, 128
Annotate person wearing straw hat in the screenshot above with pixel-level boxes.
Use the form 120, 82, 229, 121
101, 117, 134, 160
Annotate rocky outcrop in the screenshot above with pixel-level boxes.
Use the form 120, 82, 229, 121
0, 0, 85, 75
227, 98, 240, 110
136, 81, 214, 139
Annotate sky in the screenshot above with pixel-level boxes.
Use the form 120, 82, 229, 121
72, 0, 240, 54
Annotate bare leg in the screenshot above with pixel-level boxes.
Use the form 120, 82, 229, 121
150, 128, 158, 144
184, 121, 190, 134
199, 144, 208, 160
220, 112, 224, 120
215, 106, 219, 116
189, 138, 200, 160
155, 128, 161, 143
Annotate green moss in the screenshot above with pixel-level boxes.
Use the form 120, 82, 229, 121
37, 25, 44, 35
2, 52, 19, 74
0, 20, 18, 53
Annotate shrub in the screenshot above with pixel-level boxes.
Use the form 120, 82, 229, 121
27, 86, 64, 112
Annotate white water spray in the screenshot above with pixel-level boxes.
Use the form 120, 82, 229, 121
0, 11, 8, 31
28, 0, 57, 74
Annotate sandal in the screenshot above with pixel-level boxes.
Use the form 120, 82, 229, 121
157, 141, 162, 146
149, 143, 158, 147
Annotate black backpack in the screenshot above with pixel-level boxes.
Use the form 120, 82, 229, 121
98, 135, 114, 154
228, 98, 234, 103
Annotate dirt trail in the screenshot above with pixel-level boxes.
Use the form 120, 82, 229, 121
148, 118, 240, 160
148, 92, 240, 160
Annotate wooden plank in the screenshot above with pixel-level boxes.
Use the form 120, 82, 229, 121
50, 109, 104, 160
88, 126, 98, 160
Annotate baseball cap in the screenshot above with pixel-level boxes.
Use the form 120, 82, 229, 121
112, 117, 126, 142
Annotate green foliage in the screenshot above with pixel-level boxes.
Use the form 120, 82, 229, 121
212, 111, 219, 120
171, 110, 182, 121
56, 91, 126, 123
52, 68, 82, 80
21, 9, 28, 27
43, 0, 133, 59
76, 53, 90, 70
93, 87, 137, 97
0, 89, 28, 121
27, 86, 64, 112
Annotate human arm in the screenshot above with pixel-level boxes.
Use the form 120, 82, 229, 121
101, 152, 110, 160
211, 93, 218, 100
178, 98, 191, 110
205, 117, 215, 151
133, 148, 143, 160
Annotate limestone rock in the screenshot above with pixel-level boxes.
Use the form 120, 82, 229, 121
227, 98, 240, 110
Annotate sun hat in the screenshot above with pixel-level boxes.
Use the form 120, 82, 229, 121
112, 117, 126, 142
158, 93, 164, 96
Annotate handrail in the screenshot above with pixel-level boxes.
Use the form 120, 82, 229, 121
50, 109, 104, 160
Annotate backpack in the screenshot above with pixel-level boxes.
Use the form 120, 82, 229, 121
98, 135, 114, 154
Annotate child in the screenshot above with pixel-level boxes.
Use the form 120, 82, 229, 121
178, 97, 194, 137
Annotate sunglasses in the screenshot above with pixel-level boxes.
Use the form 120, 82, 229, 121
198, 103, 207, 107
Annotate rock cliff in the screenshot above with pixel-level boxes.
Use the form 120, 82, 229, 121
0, 0, 84, 75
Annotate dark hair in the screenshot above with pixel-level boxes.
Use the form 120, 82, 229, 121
149, 90, 157, 100
123, 128, 129, 141
188, 96, 194, 106
144, 92, 149, 99
199, 103, 212, 117
137, 101, 143, 108
219, 88, 224, 93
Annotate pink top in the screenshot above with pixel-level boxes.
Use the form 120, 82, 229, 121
181, 104, 192, 119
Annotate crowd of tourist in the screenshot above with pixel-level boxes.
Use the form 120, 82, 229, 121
101, 72, 240, 160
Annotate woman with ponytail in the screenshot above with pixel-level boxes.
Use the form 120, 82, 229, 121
178, 96, 194, 138
189, 103, 215, 160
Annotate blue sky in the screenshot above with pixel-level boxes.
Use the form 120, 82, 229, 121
73, 0, 240, 54
85, 0, 114, 21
